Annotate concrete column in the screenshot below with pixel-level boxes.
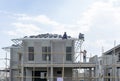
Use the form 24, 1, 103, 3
21, 67, 26, 81
50, 67, 53, 81
94, 67, 96, 81
112, 66, 116, 81
26, 68, 32, 81
21, 67, 24, 81
50, 41, 53, 81
89, 68, 92, 81
62, 42, 65, 81
114, 67, 117, 81
118, 68, 120, 81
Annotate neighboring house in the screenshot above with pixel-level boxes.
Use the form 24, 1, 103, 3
103, 44, 120, 81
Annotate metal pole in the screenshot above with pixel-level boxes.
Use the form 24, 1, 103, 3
89, 68, 92, 81
6, 52, 7, 81
112, 40, 116, 81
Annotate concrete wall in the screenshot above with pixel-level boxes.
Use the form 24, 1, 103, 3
10, 39, 75, 81
10, 48, 22, 81
117, 68, 120, 81
10, 48, 20, 68
10, 69, 18, 81
23, 39, 74, 64
64, 68, 72, 81
52, 41, 74, 64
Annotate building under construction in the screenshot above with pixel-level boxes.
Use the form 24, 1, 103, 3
2, 33, 96, 81
2, 33, 120, 81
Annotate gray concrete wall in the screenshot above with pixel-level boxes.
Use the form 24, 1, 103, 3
10, 48, 22, 81
10, 69, 18, 81
10, 39, 75, 81
10, 48, 19, 68
52, 41, 65, 64
23, 39, 74, 64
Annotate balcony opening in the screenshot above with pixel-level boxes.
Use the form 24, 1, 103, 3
32, 71, 47, 81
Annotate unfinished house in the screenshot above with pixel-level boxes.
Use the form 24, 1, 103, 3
103, 44, 120, 81
7, 33, 96, 81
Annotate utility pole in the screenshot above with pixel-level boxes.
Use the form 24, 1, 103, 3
5, 52, 8, 81
112, 40, 116, 81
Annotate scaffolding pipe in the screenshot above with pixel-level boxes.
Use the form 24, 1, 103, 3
112, 40, 116, 81
5, 52, 7, 81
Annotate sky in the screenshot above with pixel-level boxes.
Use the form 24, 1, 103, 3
0, 0, 120, 68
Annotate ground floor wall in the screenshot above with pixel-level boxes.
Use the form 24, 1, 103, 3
103, 67, 120, 81
24, 67, 72, 81
10, 69, 21, 81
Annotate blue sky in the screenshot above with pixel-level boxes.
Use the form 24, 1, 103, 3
1, 0, 120, 68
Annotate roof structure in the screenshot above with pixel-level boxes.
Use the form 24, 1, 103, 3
24, 33, 71, 39
103, 44, 120, 55
3, 33, 78, 49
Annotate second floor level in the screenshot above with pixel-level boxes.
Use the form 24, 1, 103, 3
103, 44, 120, 65
10, 38, 76, 66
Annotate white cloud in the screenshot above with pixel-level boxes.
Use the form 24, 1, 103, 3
95, 40, 112, 49
5, 0, 120, 40
108, 0, 120, 3
81, 1, 120, 27
77, 1, 120, 29
18, 15, 60, 26
16, 14, 90, 37
77, 1, 112, 29
6, 23, 42, 36
1, 10, 90, 37
2, 0, 120, 58
7, 31, 17, 36
34, 15, 59, 26
77, 1, 120, 55
17, 14, 32, 20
